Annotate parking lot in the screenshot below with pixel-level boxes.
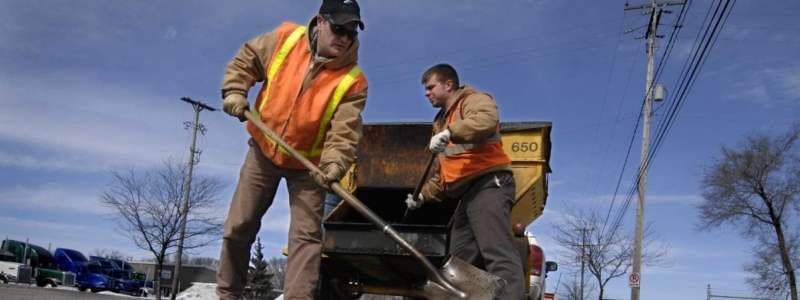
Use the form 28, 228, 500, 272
0, 284, 134, 300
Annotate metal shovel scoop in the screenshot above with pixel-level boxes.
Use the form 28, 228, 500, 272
244, 111, 501, 299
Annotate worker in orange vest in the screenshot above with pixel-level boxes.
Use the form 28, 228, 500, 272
216, 1, 367, 299
407, 64, 524, 299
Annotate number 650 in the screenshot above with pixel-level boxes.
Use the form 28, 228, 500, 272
511, 142, 537, 153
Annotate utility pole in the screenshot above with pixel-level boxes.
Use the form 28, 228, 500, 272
624, 1, 685, 299
170, 97, 216, 300
708, 284, 712, 300
580, 228, 589, 300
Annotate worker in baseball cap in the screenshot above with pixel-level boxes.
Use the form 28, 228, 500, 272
217, 0, 367, 299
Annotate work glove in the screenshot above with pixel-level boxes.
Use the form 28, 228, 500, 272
405, 193, 424, 211
428, 129, 451, 153
311, 163, 345, 190
222, 93, 249, 122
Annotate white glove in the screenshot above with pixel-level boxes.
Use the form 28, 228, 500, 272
429, 129, 451, 153
405, 193, 423, 210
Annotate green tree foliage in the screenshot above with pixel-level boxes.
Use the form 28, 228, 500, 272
246, 237, 274, 299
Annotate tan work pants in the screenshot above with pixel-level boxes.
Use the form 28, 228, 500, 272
217, 139, 324, 300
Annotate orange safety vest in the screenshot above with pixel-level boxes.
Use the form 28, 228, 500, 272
439, 95, 511, 184
246, 22, 366, 169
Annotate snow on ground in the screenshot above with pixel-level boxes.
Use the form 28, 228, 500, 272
98, 290, 151, 298
175, 282, 219, 300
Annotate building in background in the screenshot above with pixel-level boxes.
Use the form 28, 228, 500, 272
129, 261, 216, 296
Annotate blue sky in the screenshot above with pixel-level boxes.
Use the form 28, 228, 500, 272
1, 0, 798, 299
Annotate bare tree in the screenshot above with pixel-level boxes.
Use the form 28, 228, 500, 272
188, 257, 220, 270
90, 248, 127, 260
266, 256, 287, 291
558, 273, 595, 300
744, 232, 800, 298
698, 125, 800, 300
552, 209, 668, 300
101, 160, 224, 299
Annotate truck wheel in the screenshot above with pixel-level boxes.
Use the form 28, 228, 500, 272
79, 286, 88, 292
44, 281, 57, 288
91, 288, 100, 293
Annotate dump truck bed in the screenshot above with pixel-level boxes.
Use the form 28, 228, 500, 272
319, 122, 552, 298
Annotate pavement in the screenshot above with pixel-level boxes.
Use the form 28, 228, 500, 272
0, 283, 137, 300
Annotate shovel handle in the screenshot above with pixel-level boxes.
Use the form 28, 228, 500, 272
243, 111, 467, 298
413, 154, 436, 198
401, 153, 436, 221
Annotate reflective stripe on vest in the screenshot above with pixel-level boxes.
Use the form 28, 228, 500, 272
443, 132, 502, 156
254, 25, 363, 158
308, 65, 363, 157
254, 26, 308, 121
438, 92, 511, 184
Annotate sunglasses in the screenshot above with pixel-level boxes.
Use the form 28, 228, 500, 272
324, 16, 358, 40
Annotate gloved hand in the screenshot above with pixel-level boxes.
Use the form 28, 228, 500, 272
429, 129, 451, 153
311, 163, 345, 189
405, 193, 424, 210
222, 93, 249, 122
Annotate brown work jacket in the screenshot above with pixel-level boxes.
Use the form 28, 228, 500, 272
222, 17, 367, 172
421, 85, 512, 202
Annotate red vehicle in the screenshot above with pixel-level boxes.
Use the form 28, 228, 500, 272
524, 234, 558, 300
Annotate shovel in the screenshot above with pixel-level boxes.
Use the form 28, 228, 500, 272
401, 153, 436, 221
244, 111, 502, 299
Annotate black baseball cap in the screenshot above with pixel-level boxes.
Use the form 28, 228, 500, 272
319, 0, 364, 30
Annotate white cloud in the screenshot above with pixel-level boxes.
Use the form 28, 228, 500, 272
647, 194, 703, 205
0, 149, 95, 171
0, 216, 88, 232
0, 69, 244, 177
261, 212, 291, 234
163, 26, 178, 40
780, 68, 800, 101
560, 193, 702, 208
724, 66, 800, 108
0, 185, 110, 215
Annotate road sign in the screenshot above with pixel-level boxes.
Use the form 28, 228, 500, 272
629, 272, 640, 288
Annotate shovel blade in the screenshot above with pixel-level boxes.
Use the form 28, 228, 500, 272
422, 257, 503, 299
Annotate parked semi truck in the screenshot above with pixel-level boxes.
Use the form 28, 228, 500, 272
90, 256, 145, 296
0, 239, 75, 288
316, 122, 557, 299
111, 258, 148, 295
54, 248, 114, 292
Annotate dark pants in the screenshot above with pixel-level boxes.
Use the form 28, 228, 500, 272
449, 171, 524, 300
217, 140, 324, 300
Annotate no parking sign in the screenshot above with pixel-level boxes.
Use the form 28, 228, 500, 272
629, 272, 640, 288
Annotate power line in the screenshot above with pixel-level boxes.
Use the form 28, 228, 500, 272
600, 0, 690, 240
604, 0, 737, 243
582, 10, 629, 200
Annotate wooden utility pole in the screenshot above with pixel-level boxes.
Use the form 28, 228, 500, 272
624, 1, 685, 299
170, 97, 216, 300
580, 227, 590, 300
